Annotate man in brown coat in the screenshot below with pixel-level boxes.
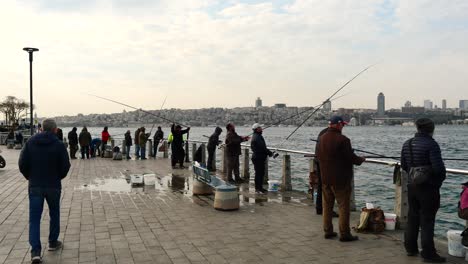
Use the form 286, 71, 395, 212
225, 123, 249, 183
317, 116, 365, 242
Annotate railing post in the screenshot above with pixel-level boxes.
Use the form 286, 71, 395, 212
263, 157, 269, 184
221, 147, 227, 174
242, 148, 250, 181
350, 167, 356, 211
110, 139, 115, 149
163, 141, 168, 158
201, 143, 206, 165
122, 139, 126, 155
148, 139, 153, 157
192, 143, 197, 162
309, 159, 315, 200
185, 141, 190, 162
395, 169, 408, 229
282, 154, 292, 191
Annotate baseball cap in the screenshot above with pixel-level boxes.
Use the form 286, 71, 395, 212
329, 116, 348, 125
252, 123, 262, 130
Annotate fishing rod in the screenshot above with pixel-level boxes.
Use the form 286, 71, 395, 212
88, 94, 188, 128
149, 95, 168, 135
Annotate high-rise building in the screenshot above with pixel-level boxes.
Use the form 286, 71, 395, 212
460, 100, 468, 110
255, 97, 262, 108
377, 92, 385, 116
424, 100, 433, 110
442, 99, 447, 110
323, 101, 332, 112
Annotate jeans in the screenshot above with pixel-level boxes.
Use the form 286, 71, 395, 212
153, 141, 160, 158
252, 158, 265, 190
81, 146, 89, 159
404, 184, 440, 257
322, 184, 352, 236
126, 146, 131, 159
135, 145, 140, 158
29, 187, 61, 254
140, 147, 146, 159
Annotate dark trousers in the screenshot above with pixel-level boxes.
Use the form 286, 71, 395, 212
29, 187, 61, 254
81, 146, 89, 159
226, 155, 240, 180
101, 141, 107, 157
207, 148, 215, 171
69, 144, 78, 159
171, 148, 185, 167
322, 184, 351, 236
315, 162, 323, 212
404, 184, 440, 257
252, 158, 265, 190
153, 141, 160, 158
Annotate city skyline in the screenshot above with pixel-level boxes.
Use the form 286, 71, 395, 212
1, 1, 468, 116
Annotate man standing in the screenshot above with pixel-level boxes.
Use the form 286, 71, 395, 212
139, 127, 148, 160
225, 123, 249, 183
19, 119, 70, 264
153, 127, 164, 158
79, 127, 92, 159
207, 127, 222, 172
171, 124, 190, 169
317, 116, 365, 242
401, 118, 446, 263
134, 128, 141, 159
250, 123, 272, 193
67, 127, 78, 159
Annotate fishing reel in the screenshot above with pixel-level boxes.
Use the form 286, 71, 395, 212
272, 151, 279, 159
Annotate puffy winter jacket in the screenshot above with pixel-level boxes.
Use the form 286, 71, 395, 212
251, 132, 272, 160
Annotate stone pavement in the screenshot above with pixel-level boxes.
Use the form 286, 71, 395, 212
0, 147, 463, 264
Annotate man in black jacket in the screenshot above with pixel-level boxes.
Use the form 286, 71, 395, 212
19, 119, 70, 264
251, 123, 273, 193
207, 127, 222, 171
152, 127, 164, 158
67, 127, 78, 159
400, 118, 446, 263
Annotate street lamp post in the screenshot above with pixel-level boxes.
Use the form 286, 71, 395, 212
23, 47, 39, 136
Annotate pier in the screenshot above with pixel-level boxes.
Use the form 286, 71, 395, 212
0, 146, 466, 263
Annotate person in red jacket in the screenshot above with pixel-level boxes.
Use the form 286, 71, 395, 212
101, 126, 110, 157
317, 116, 365, 242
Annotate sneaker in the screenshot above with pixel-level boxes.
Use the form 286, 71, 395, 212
406, 251, 418, 257
339, 235, 359, 242
48, 240, 63, 251
324, 232, 338, 239
255, 189, 264, 194
31, 251, 42, 264
260, 188, 268, 193
423, 254, 446, 263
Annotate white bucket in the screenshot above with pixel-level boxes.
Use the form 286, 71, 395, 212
384, 213, 397, 231
268, 180, 280, 192
447, 230, 465, 257
144, 174, 156, 185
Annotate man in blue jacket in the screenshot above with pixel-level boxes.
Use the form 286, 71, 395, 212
401, 118, 446, 263
19, 119, 70, 264
251, 123, 273, 193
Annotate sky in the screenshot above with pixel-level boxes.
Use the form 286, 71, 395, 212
1, 0, 467, 117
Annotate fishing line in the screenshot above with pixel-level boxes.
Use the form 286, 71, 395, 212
149, 95, 168, 135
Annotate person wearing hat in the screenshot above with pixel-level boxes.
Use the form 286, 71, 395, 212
400, 118, 446, 262
225, 123, 249, 183
251, 123, 273, 193
207, 127, 223, 172
317, 116, 365, 242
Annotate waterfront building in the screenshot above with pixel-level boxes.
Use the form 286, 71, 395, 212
424, 100, 433, 110
460, 100, 468, 110
274, 103, 286, 108
377, 92, 385, 116
402, 106, 425, 114
255, 97, 262, 108
442, 99, 447, 110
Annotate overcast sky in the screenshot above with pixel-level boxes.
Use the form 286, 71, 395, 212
1, 0, 467, 117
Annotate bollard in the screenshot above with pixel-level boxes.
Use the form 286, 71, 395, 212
201, 143, 206, 165
110, 139, 115, 149
395, 169, 408, 229
163, 141, 168, 158
122, 139, 126, 155
148, 139, 153, 157
263, 157, 269, 184
242, 148, 250, 181
308, 159, 315, 200
281, 154, 292, 191
350, 168, 356, 212
192, 143, 197, 162
185, 141, 190, 162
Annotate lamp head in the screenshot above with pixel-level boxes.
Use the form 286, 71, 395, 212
23, 47, 39, 52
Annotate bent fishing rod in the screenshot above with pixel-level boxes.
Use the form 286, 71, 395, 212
88, 94, 188, 128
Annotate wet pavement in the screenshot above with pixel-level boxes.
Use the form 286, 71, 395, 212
0, 147, 464, 263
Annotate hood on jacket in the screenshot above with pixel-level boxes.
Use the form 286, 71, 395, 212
215, 127, 222, 135
29, 132, 59, 146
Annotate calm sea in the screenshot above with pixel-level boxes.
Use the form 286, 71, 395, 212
63, 125, 468, 236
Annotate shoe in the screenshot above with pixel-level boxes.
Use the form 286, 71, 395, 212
406, 251, 418, 257
31, 251, 42, 264
48, 240, 63, 251
141, 158, 147, 160
255, 189, 264, 194
180, 165, 187, 169
324, 232, 338, 239
339, 235, 359, 242
260, 188, 268, 193
423, 254, 446, 263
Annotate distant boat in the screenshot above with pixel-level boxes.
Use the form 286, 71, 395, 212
402, 121, 415, 126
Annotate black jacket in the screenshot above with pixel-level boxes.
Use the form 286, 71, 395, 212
207, 127, 222, 151
125, 133, 132, 147
68, 130, 78, 145
251, 132, 272, 160
154, 129, 164, 141
18, 132, 70, 189
400, 132, 446, 187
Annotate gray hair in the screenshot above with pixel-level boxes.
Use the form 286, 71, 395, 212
42, 119, 57, 132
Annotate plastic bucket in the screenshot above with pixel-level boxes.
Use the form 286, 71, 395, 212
384, 213, 397, 230
144, 174, 156, 185
268, 180, 280, 192
447, 230, 465, 257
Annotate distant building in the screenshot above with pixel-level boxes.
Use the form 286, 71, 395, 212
460, 100, 468, 110
377, 92, 385, 116
274, 103, 286, 108
402, 106, 425, 114
255, 97, 262, 108
323, 101, 332, 112
404, 101, 412, 107
442, 99, 447, 110
424, 100, 433, 110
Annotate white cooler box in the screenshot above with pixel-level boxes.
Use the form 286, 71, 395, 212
130, 174, 144, 185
